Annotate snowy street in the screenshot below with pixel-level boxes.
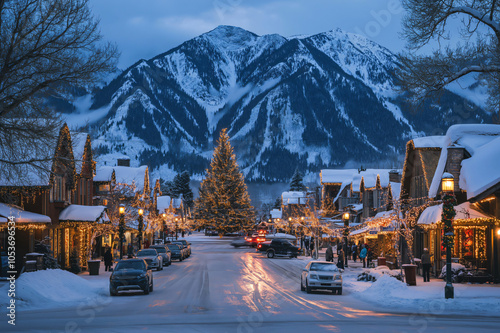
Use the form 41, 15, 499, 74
2, 236, 499, 332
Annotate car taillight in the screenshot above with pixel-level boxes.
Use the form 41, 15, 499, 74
257, 244, 261, 248
257, 238, 265, 242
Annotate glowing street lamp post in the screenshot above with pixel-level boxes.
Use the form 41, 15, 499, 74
175, 218, 179, 240
138, 208, 144, 249
162, 213, 166, 243
342, 210, 350, 268
441, 173, 456, 299
119, 205, 125, 259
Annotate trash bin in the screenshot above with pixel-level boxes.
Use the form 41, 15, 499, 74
377, 257, 386, 266
403, 264, 417, 286
88, 260, 101, 276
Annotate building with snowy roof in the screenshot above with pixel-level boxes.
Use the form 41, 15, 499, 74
401, 125, 500, 281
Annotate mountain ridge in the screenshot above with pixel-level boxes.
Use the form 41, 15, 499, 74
65, 25, 490, 182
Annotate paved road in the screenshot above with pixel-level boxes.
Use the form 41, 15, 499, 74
4, 238, 500, 332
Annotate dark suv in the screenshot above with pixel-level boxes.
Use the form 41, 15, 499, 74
109, 259, 153, 296
166, 243, 183, 261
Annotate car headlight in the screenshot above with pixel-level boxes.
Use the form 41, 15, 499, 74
139, 272, 147, 278
310, 273, 319, 280
334, 274, 342, 280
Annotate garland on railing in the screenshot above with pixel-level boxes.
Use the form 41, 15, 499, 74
441, 193, 457, 248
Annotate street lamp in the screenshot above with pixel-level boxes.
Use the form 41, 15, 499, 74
138, 208, 144, 250
162, 213, 166, 243
288, 217, 292, 235
441, 173, 456, 299
342, 209, 350, 268
175, 218, 178, 240
118, 205, 125, 259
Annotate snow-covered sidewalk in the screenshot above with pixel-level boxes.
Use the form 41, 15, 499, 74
341, 263, 500, 316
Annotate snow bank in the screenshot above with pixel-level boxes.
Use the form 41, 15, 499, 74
0, 269, 107, 310
343, 266, 500, 316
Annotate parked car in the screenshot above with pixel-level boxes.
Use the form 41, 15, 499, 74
136, 248, 163, 271
301, 261, 343, 295
166, 243, 183, 261
230, 237, 254, 248
176, 239, 191, 256
149, 245, 172, 266
109, 259, 153, 296
258, 239, 300, 258
172, 241, 189, 258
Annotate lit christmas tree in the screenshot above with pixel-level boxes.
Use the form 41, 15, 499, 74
195, 129, 254, 235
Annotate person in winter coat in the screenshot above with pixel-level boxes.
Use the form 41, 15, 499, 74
325, 245, 334, 262
421, 248, 432, 282
366, 246, 373, 267
104, 247, 113, 271
309, 237, 315, 258
304, 237, 310, 256
352, 244, 358, 262
359, 244, 368, 268
337, 248, 344, 269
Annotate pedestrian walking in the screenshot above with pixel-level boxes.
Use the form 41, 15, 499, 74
359, 244, 367, 268
104, 247, 113, 271
325, 245, 333, 262
337, 248, 344, 269
367, 246, 373, 267
352, 243, 357, 262
421, 248, 432, 282
309, 237, 315, 258
304, 237, 310, 256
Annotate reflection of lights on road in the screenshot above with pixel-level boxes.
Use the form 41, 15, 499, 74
149, 300, 167, 307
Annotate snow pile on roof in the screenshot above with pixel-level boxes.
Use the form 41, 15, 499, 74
157, 195, 171, 212
281, 191, 307, 205
0, 269, 107, 310
0, 203, 51, 223
266, 233, 296, 240
59, 205, 109, 222
460, 136, 500, 199
417, 202, 490, 225
389, 182, 401, 201
270, 209, 282, 219
71, 132, 88, 174
412, 136, 445, 148
321, 169, 358, 184
322, 169, 392, 192
172, 198, 183, 209
429, 124, 500, 198
94, 165, 148, 192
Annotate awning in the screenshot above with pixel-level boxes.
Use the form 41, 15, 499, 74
417, 202, 490, 225
0, 203, 51, 223
59, 204, 110, 223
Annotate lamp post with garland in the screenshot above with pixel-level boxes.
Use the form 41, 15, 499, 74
138, 208, 144, 250
175, 217, 179, 240
441, 173, 456, 299
118, 205, 125, 259
342, 209, 350, 268
162, 213, 167, 243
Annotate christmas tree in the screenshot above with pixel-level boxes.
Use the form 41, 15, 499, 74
176, 171, 194, 208
289, 168, 306, 191
195, 129, 254, 234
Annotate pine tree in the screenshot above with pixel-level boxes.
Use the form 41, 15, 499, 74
289, 168, 306, 191
273, 197, 282, 210
178, 171, 194, 208
195, 129, 254, 234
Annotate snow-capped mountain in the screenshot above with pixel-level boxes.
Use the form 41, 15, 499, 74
78, 25, 490, 181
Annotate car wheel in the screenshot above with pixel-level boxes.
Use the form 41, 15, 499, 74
143, 284, 150, 295
338, 288, 342, 295
157, 265, 162, 271
109, 288, 117, 296
306, 280, 311, 294
179, 257, 183, 261
150, 280, 154, 292
267, 250, 275, 258
300, 277, 305, 291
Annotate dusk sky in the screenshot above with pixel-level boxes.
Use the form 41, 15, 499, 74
89, 0, 407, 69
